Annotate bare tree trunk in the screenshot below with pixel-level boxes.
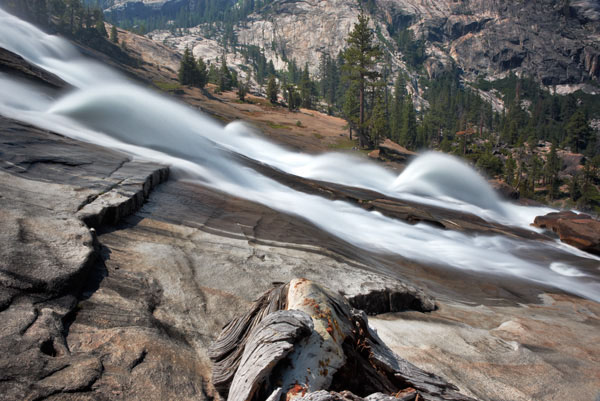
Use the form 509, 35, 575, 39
359, 81, 364, 148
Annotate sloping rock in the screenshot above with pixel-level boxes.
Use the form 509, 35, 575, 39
533, 211, 600, 255
0, 47, 68, 89
0, 117, 169, 401
210, 279, 474, 401
377, 139, 417, 163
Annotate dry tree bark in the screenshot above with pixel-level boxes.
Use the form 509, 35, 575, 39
209, 279, 476, 401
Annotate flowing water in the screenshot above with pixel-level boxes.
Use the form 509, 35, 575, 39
1, 8, 599, 302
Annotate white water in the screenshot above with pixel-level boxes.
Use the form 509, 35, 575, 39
1, 8, 599, 302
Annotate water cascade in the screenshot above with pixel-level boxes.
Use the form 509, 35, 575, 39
1, 8, 599, 302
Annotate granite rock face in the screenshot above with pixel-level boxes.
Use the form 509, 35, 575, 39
134, 0, 600, 93
0, 117, 169, 401
533, 210, 600, 255
380, 0, 600, 86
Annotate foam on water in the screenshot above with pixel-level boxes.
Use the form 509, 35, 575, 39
1, 7, 599, 302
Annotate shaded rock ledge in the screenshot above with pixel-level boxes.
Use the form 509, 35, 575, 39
0, 116, 168, 400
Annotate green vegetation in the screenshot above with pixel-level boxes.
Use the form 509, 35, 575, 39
342, 13, 382, 148
153, 80, 182, 92
178, 47, 208, 88
266, 76, 279, 104
103, 0, 279, 35
1, 0, 107, 37
110, 24, 118, 43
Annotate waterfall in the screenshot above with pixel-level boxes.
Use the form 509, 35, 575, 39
1, 8, 599, 302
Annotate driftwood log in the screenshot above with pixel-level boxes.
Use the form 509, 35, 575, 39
209, 279, 475, 401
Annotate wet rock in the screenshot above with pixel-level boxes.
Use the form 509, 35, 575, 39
489, 179, 519, 200
210, 279, 474, 401
533, 211, 600, 255
377, 139, 417, 163
0, 47, 68, 89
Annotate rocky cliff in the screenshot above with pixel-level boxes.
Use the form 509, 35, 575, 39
133, 0, 600, 94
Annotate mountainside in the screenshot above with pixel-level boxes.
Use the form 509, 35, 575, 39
105, 0, 600, 94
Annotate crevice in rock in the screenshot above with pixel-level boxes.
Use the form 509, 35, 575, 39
77, 165, 169, 228
19, 308, 40, 335
39, 339, 57, 357
347, 289, 437, 316
75, 178, 127, 212
129, 349, 147, 371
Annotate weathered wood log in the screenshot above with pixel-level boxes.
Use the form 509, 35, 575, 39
228, 310, 313, 401
209, 283, 289, 397
209, 279, 476, 401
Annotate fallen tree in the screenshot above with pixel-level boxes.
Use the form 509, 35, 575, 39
209, 279, 475, 401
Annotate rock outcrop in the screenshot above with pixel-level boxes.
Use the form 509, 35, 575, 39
0, 47, 68, 89
376, 139, 417, 163
533, 211, 600, 255
0, 117, 168, 400
137, 0, 599, 93
380, 0, 600, 87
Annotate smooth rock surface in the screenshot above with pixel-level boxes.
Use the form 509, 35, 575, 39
533, 210, 600, 255
370, 295, 600, 401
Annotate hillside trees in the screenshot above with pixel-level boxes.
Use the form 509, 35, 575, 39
400, 94, 417, 149
267, 76, 279, 103
218, 55, 233, 91
110, 24, 118, 43
299, 62, 315, 109
178, 47, 208, 88
566, 109, 592, 154
342, 13, 382, 148
389, 75, 405, 143
318, 54, 340, 114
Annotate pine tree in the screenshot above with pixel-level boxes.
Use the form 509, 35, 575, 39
299, 63, 313, 109
369, 91, 388, 146
195, 56, 208, 88
566, 110, 591, 154
505, 155, 516, 187
390, 75, 405, 143
178, 47, 196, 86
93, 7, 107, 37
544, 142, 561, 200
286, 85, 301, 111
287, 58, 299, 84
342, 13, 382, 148
237, 78, 248, 102
266, 76, 279, 104
343, 82, 360, 140
400, 94, 417, 149
218, 55, 233, 92
208, 63, 219, 85
110, 24, 118, 43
